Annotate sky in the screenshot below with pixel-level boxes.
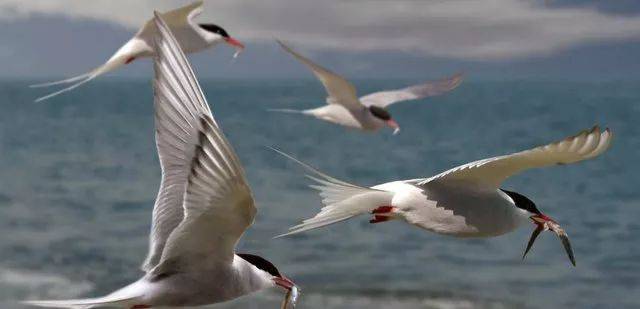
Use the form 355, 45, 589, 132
0, 0, 639, 80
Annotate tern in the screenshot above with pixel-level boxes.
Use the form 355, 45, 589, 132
31, 1, 244, 102
271, 40, 463, 134
276, 126, 613, 266
24, 13, 297, 309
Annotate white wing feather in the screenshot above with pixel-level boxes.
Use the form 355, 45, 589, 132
421, 126, 612, 188
277, 40, 362, 110
155, 117, 254, 272
162, 0, 203, 27
136, 1, 203, 37
143, 12, 252, 273
360, 72, 464, 108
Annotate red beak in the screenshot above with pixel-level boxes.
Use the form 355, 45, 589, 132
386, 119, 400, 135
273, 276, 295, 290
224, 37, 245, 50
531, 213, 554, 224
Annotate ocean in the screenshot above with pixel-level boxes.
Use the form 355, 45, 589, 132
0, 79, 638, 308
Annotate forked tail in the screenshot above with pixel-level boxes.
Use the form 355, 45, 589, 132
271, 147, 393, 238
23, 278, 146, 309
32, 73, 102, 103
31, 38, 146, 102
23, 295, 139, 309
30, 73, 93, 88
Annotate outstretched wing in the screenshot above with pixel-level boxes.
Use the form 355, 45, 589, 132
162, 0, 203, 27
360, 72, 463, 108
277, 40, 363, 110
136, 1, 204, 38
143, 12, 254, 273
421, 126, 612, 188
155, 116, 254, 272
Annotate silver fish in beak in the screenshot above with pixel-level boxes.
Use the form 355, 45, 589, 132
275, 276, 299, 309
280, 284, 299, 309
224, 37, 245, 59
523, 214, 576, 266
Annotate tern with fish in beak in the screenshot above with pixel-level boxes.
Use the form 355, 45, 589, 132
276, 126, 612, 266
24, 12, 296, 309
31, 1, 244, 102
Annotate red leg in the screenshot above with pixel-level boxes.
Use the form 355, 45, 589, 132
131, 305, 151, 309
125, 56, 136, 64
370, 206, 396, 224
372, 206, 394, 214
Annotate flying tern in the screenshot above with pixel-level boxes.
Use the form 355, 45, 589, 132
276, 126, 612, 266
271, 40, 463, 134
24, 13, 296, 309
31, 1, 244, 102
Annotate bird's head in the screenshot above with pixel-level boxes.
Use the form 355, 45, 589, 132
198, 23, 245, 51
368, 105, 400, 134
501, 189, 576, 266
237, 253, 298, 293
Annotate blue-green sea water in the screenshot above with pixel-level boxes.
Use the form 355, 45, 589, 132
0, 79, 638, 308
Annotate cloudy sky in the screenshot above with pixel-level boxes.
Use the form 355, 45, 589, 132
1, 0, 639, 80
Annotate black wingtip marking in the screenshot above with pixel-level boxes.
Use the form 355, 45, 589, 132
197, 129, 207, 147
190, 145, 205, 176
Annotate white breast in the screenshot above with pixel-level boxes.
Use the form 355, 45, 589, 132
373, 181, 527, 237
307, 105, 384, 131
140, 257, 274, 307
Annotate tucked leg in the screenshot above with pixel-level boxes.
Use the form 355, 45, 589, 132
369, 206, 396, 224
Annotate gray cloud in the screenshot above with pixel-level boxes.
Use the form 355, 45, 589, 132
1, 0, 640, 60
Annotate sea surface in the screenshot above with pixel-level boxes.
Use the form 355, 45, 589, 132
0, 79, 638, 308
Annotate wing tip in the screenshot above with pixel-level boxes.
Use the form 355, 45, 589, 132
188, 0, 205, 10
602, 126, 613, 146
571, 125, 613, 159
593, 125, 612, 142
273, 231, 294, 239
276, 39, 294, 54
452, 71, 466, 80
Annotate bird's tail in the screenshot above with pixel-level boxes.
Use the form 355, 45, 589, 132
31, 38, 146, 102
30, 73, 93, 88
271, 147, 394, 238
23, 279, 145, 309
23, 295, 138, 309
31, 73, 102, 103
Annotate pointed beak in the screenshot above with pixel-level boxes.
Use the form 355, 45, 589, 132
386, 119, 400, 135
523, 214, 576, 267
224, 37, 245, 50
274, 276, 295, 290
